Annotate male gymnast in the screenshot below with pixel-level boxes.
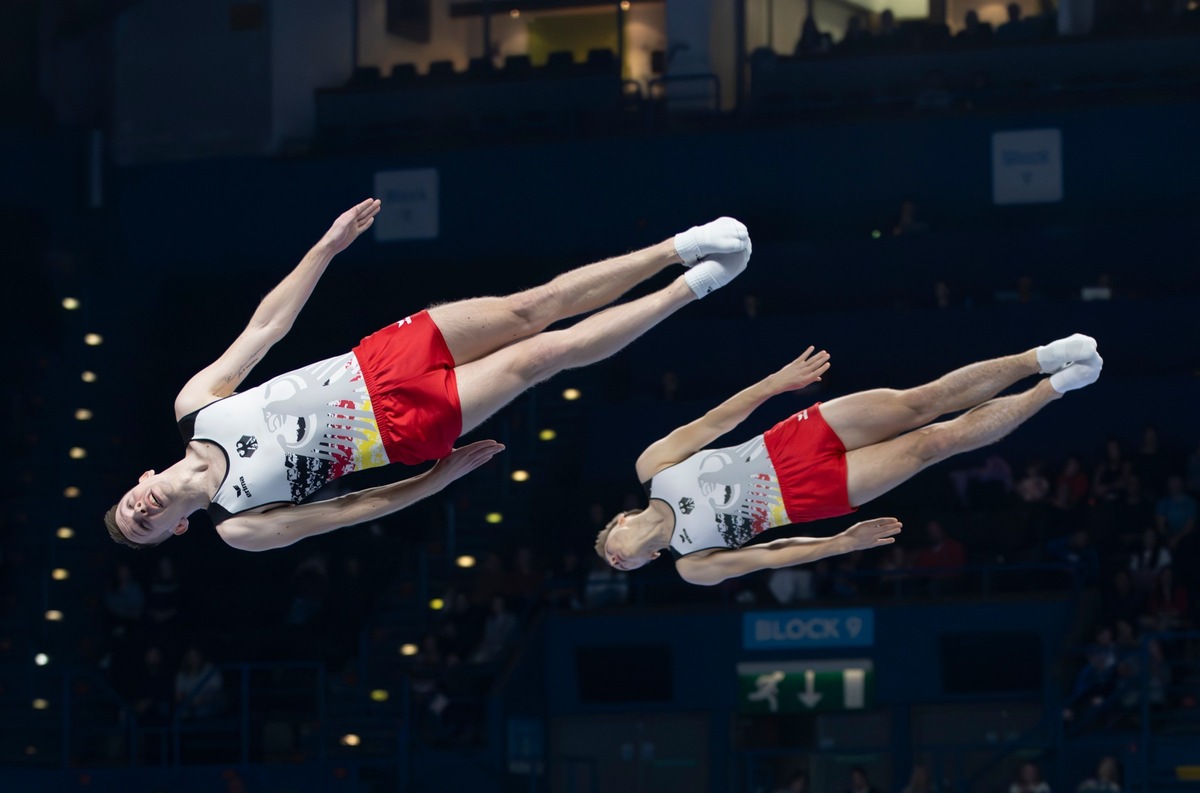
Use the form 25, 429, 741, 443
107, 198, 751, 551
597, 335, 1102, 584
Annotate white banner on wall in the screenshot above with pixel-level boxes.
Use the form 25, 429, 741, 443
373, 168, 439, 241
991, 129, 1064, 206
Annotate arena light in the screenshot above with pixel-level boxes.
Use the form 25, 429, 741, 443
340, 734, 361, 747
538, 428, 556, 441
62, 297, 80, 310
455, 554, 477, 568
509, 8, 519, 17
56, 527, 74, 539
74, 409, 93, 421
32, 698, 48, 710
511, 470, 530, 482
51, 569, 69, 581
620, 0, 630, 9
34, 653, 49, 666
69, 447, 87, 460
370, 689, 389, 703
81, 371, 97, 383
485, 512, 503, 524
84, 333, 103, 346
562, 388, 581, 401
45, 610, 63, 622
399, 643, 418, 656
63, 486, 80, 499
429, 598, 444, 610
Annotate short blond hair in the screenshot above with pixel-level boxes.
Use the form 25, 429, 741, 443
593, 509, 644, 561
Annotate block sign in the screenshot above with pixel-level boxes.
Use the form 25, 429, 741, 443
737, 659, 875, 714
373, 168, 439, 241
991, 128, 1063, 205
743, 608, 875, 649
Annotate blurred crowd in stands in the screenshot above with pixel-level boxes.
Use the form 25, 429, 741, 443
791, 0, 1198, 57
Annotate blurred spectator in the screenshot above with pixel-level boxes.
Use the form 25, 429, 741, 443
892, 199, 930, 236
911, 520, 967, 592
933, 280, 952, 309
471, 552, 507, 606
438, 589, 484, 660
840, 15, 872, 51
795, 1, 831, 55
544, 550, 587, 610
128, 645, 173, 725
1142, 566, 1190, 631
1076, 755, 1122, 792
877, 9, 901, 46
284, 554, 329, 627
768, 564, 815, 603
507, 546, 545, 607
1017, 461, 1051, 503
874, 544, 913, 596
773, 769, 809, 793
471, 595, 518, 663
1114, 475, 1155, 540
846, 765, 881, 793
956, 10, 994, 44
1156, 475, 1196, 554
831, 551, 865, 597
743, 293, 761, 319
1081, 273, 1115, 302
174, 645, 226, 720
1010, 760, 1052, 793
902, 762, 940, 793
1133, 425, 1169, 493
660, 370, 682, 401
1093, 439, 1130, 503
995, 3, 1027, 40
1129, 528, 1172, 592
147, 556, 181, 625
1186, 437, 1200, 494
1045, 529, 1100, 585
104, 562, 146, 629
1102, 570, 1144, 626
1054, 456, 1091, 511
1064, 627, 1117, 726
584, 556, 630, 607
950, 453, 1012, 508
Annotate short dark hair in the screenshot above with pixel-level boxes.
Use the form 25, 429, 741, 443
104, 504, 164, 550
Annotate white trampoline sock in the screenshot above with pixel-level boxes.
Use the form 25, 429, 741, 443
674, 217, 749, 266
684, 251, 749, 298
1050, 352, 1103, 393
1037, 333, 1098, 374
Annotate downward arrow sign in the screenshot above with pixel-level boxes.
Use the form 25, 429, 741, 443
798, 669, 823, 708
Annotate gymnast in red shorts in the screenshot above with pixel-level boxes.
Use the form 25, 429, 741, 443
597, 335, 1103, 584
106, 198, 752, 551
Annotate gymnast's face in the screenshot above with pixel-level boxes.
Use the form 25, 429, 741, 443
604, 513, 659, 571
115, 470, 190, 546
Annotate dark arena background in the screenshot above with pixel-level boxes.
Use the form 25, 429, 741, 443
2, 0, 1199, 791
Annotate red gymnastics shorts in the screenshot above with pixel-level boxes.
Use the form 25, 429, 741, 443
763, 402, 857, 523
353, 311, 462, 466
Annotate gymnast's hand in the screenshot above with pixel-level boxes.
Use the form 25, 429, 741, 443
769, 346, 831, 393
319, 198, 382, 254
841, 517, 902, 551
429, 440, 506, 485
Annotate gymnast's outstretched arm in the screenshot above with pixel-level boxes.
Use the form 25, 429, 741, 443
173, 198, 382, 419
674, 517, 901, 586
634, 347, 831, 481
214, 440, 503, 551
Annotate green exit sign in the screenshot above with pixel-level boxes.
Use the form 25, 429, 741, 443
736, 659, 874, 713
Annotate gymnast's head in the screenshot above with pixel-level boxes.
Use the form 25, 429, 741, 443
105, 469, 192, 549
595, 509, 660, 571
